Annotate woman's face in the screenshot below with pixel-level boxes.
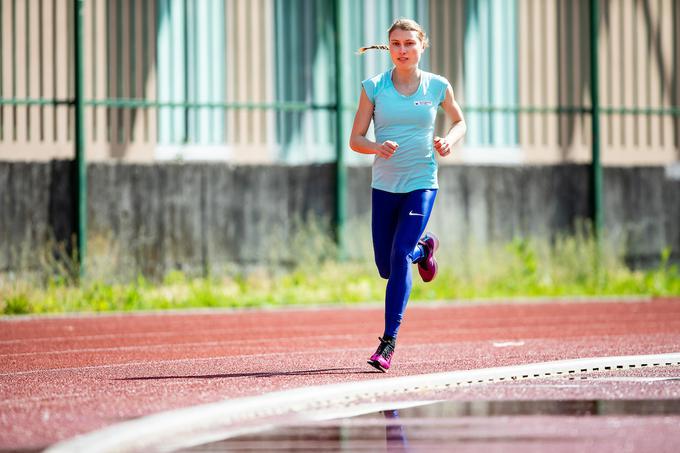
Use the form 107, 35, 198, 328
388, 29, 424, 69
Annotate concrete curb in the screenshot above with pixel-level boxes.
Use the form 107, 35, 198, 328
0, 294, 660, 322
46, 352, 680, 453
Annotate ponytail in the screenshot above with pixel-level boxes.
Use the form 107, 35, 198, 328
356, 44, 389, 55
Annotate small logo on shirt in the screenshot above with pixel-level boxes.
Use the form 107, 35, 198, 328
414, 100, 432, 106
408, 210, 425, 217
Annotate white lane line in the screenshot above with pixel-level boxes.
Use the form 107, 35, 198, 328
1, 392, 94, 406
0, 334, 358, 358
580, 376, 680, 382
492, 340, 525, 347
0, 346, 370, 377
0, 326, 353, 346
46, 352, 680, 453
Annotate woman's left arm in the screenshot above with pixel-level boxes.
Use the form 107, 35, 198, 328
433, 85, 467, 157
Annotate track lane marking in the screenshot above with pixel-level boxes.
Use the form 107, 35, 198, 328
0, 334, 361, 358
0, 346, 379, 377
4, 334, 680, 376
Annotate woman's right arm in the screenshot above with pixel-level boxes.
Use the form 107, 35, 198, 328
349, 88, 397, 160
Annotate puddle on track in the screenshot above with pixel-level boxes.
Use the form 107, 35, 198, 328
181, 399, 680, 452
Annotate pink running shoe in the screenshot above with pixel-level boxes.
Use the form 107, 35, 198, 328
368, 336, 396, 372
417, 232, 439, 282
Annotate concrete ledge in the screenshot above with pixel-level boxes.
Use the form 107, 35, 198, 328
47, 352, 680, 453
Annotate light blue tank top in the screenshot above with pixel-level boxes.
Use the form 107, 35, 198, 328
362, 68, 450, 193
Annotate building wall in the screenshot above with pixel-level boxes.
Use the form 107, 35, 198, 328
428, 0, 680, 165
1, 0, 679, 164
0, 0, 158, 161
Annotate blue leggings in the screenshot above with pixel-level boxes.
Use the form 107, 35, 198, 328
372, 188, 437, 338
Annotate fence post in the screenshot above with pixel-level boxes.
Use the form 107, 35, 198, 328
333, 0, 347, 259
590, 0, 603, 239
74, 0, 87, 277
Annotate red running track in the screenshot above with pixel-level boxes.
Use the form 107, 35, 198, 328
1, 297, 680, 451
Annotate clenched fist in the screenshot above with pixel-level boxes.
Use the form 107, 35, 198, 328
376, 140, 399, 159
433, 136, 451, 157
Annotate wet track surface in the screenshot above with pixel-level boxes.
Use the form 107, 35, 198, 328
191, 403, 680, 453
1, 297, 679, 451
183, 366, 680, 452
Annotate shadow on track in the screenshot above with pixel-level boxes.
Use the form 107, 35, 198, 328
114, 367, 381, 381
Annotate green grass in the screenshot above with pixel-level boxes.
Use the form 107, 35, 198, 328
1, 228, 679, 316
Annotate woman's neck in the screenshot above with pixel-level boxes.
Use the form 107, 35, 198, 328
392, 67, 421, 85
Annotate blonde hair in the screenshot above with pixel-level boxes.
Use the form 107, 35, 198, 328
357, 18, 429, 54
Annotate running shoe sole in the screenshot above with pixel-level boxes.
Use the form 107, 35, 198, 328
418, 232, 440, 282
367, 359, 388, 372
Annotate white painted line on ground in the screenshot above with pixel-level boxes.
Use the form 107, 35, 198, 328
492, 340, 525, 347
0, 346, 369, 377
583, 376, 680, 382
46, 352, 680, 453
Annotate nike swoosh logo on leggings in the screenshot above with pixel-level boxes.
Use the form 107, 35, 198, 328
408, 210, 425, 217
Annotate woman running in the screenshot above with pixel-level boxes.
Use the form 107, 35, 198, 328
349, 18, 466, 372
